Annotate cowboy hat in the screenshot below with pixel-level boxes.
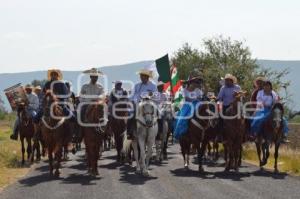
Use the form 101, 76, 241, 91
157, 81, 165, 86
83, 68, 103, 76
224, 74, 237, 84
47, 69, 63, 80
34, 86, 42, 91
112, 80, 122, 85
255, 76, 266, 82
24, 84, 33, 89
136, 68, 153, 78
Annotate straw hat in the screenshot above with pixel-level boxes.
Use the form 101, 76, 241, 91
224, 74, 237, 84
136, 68, 153, 78
83, 68, 103, 76
24, 84, 33, 89
34, 86, 42, 92
157, 81, 165, 86
47, 69, 63, 80
255, 76, 266, 82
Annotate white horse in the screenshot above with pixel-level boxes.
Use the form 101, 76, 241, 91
123, 99, 158, 176
155, 101, 173, 162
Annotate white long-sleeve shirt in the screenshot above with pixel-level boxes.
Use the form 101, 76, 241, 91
256, 90, 278, 109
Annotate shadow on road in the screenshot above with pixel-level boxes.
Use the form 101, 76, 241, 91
119, 164, 158, 185
19, 173, 62, 187
61, 174, 101, 186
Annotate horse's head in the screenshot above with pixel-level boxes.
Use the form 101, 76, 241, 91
196, 102, 218, 129
85, 100, 106, 125
272, 102, 284, 130
42, 91, 62, 117
161, 102, 173, 121
138, 100, 157, 128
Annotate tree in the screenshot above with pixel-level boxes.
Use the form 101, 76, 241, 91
171, 36, 290, 102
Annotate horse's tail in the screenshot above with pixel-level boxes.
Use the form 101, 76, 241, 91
122, 130, 132, 155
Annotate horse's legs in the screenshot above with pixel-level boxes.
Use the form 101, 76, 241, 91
138, 137, 146, 174
26, 138, 33, 163
145, 138, 155, 173
261, 141, 269, 166
274, 142, 280, 173
213, 140, 219, 161
238, 144, 243, 167
132, 140, 140, 173
48, 147, 54, 176
155, 139, 161, 162
198, 141, 205, 172
255, 140, 263, 167
20, 137, 25, 165
54, 147, 62, 177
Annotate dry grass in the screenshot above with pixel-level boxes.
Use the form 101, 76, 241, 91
0, 119, 30, 190
242, 143, 300, 175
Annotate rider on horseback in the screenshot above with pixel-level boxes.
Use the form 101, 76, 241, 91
216, 74, 241, 141
156, 81, 169, 139
10, 84, 39, 140
173, 73, 204, 139
126, 68, 158, 140
108, 80, 128, 116
79, 68, 104, 123
33, 69, 76, 123
250, 80, 289, 142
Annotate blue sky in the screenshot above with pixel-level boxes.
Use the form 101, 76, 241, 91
0, 0, 299, 73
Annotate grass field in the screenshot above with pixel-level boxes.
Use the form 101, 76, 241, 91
0, 115, 30, 191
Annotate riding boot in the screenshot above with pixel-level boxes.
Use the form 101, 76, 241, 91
10, 118, 20, 140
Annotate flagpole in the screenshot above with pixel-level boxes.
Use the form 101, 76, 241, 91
169, 65, 174, 101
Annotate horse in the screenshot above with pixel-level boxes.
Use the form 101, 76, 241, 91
179, 102, 214, 172
17, 103, 35, 164
82, 100, 107, 176
123, 98, 158, 176
255, 102, 285, 173
155, 101, 173, 162
109, 98, 128, 163
223, 91, 247, 172
40, 92, 69, 177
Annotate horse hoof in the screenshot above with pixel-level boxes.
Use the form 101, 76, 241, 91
199, 167, 204, 173
135, 170, 142, 175
184, 165, 189, 171
274, 169, 279, 174
54, 170, 60, 177
142, 170, 150, 177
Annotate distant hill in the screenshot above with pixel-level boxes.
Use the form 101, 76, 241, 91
0, 59, 299, 111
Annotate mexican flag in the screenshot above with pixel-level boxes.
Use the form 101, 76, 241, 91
154, 54, 183, 107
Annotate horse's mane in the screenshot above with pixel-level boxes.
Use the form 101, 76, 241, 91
85, 101, 105, 122
272, 102, 284, 114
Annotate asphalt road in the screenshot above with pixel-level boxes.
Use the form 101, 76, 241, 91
1, 144, 300, 199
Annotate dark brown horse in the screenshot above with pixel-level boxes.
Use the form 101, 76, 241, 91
17, 103, 35, 164
255, 102, 285, 173
108, 99, 128, 163
223, 91, 247, 172
41, 92, 68, 177
82, 101, 106, 176
179, 102, 213, 172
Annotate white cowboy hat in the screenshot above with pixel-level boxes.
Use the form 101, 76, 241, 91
157, 81, 165, 86
47, 69, 63, 80
24, 84, 33, 89
34, 85, 42, 90
112, 80, 122, 84
83, 68, 103, 76
224, 73, 237, 84
136, 68, 153, 78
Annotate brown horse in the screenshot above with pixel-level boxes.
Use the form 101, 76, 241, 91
223, 91, 247, 172
255, 102, 285, 173
179, 102, 214, 172
17, 103, 35, 164
108, 99, 128, 163
82, 101, 106, 176
41, 92, 69, 177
